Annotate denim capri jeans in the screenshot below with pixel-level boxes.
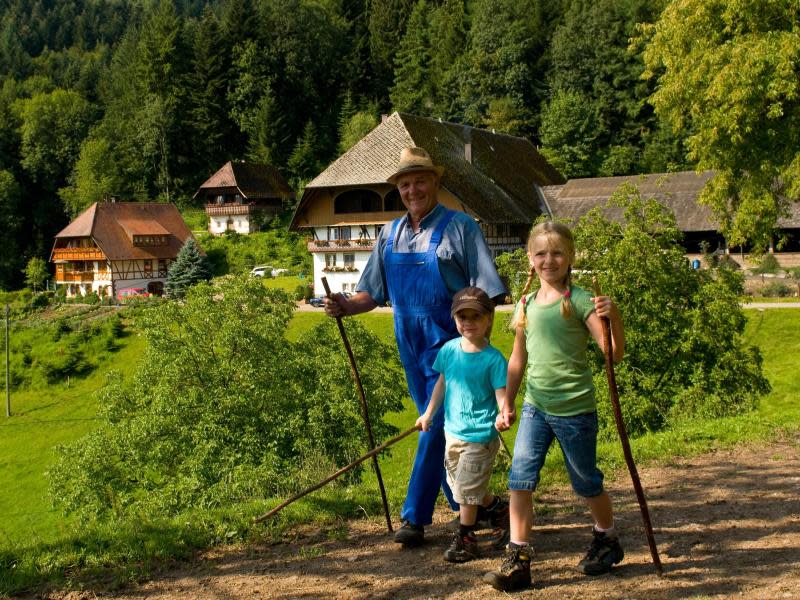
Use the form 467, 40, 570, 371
508, 403, 604, 497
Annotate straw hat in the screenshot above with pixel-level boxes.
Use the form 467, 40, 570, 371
387, 147, 445, 184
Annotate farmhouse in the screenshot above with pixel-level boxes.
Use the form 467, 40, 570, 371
50, 201, 194, 298
289, 112, 564, 295
543, 172, 800, 268
195, 161, 294, 235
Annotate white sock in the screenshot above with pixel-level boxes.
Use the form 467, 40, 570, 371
594, 523, 616, 538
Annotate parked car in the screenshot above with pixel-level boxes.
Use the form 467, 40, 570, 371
117, 287, 150, 301
308, 296, 325, 307
250, 265, 290, 278
250, 265, 275, 277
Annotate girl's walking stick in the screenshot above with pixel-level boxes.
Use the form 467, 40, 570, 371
320, 277, 393, 533
592, 278, 663, 576
254, 425, 419, 524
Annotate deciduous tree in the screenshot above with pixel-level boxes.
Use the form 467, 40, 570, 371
639, 0, 800, 249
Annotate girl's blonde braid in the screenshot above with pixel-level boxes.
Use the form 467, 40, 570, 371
510, 266, 536, 329
560, 266, 574, 320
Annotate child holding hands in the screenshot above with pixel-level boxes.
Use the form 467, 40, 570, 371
484, 222, 626, 592
416, 286, 510, 563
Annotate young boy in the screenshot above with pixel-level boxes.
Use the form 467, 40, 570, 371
416, 286, 510, 562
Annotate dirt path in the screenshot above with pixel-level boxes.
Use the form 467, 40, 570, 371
42, 436, 800, 600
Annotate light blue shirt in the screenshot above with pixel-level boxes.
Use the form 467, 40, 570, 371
356, 204, 507, 306
433, 338, 508, 443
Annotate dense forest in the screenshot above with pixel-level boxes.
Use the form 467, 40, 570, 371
0, 0, 796, 290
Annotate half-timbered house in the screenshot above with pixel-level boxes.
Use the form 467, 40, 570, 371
50, 201, 195, 298
195, 161, 294, 235
289, 112, 564, 295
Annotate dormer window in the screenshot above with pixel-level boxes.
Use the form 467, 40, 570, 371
133, 235, 168, 246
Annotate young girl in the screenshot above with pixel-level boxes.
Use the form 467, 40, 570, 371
483, 222, 626, 592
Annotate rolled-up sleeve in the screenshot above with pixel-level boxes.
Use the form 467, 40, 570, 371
444, 214, 507, 301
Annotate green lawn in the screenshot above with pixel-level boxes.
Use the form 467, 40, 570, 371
0, 308, 797, 595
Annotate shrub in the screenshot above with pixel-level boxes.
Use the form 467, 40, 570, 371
752, 253, 780, 274
762, 281, 792, 297
49, 277, 406, 521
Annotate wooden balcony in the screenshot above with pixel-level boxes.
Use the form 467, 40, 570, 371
56, 271, 96, 283
205, 204, 254, 216
308, 239, 375, 252
52, 247, 106, 261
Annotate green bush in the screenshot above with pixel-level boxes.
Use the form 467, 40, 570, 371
49, 277, 406, 521
752, 253, 780, 274
762, 281, 793, 297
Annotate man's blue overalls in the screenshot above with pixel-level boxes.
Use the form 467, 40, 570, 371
385, 210, 461, 526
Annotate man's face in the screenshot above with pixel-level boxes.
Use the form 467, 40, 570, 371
396, 170, 439, 221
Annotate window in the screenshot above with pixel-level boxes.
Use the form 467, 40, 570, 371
384, 189, 403, 211
343, 253, 355, 267
325, 254, 337, 268
328, 226, 351, 240
334, 189, 382, 213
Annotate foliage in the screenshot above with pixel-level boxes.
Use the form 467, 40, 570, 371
48, 277, 406, 521
0, 169, 23, 290
751, 253, 780, 275
390, 0, 432, 115
198, 227, 311, 276
337, 108, 378, 155
23, 256, 48, 292
164, 238, 211, 298
497, 185, 770, 435
639, 0, 800, 249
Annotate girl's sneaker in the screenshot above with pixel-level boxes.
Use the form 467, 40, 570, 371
443, 531, 479, 563
482, 543, 532, 591
578, 529, 624, 575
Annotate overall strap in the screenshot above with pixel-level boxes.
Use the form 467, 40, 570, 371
428, 209, 456, 249
385, 217, 402, 252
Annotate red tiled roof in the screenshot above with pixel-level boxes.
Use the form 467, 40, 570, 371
53, 202, 195, 260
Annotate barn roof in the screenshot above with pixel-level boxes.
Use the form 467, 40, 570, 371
544, 171, 800, 232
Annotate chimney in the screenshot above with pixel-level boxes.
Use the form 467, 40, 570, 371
381, 114, 388, 124
464, 142, 472, 164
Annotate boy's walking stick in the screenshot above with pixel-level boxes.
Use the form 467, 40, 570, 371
592, 278, 663, 576
254, 425, 419, 524
320, 277, 393, 533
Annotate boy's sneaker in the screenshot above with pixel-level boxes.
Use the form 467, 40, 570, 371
443, 531, 479, 563
484, 498, 510, 548
578, 529, 624, 575
394, 520, 424, 546
483, 544, 533, 591
447, 496, 510, 532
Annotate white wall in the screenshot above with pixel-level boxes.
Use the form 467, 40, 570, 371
312, 251, 371, 296
209, 215, 251, 235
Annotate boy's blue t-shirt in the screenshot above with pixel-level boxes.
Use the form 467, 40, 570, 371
433, 337, 508, 443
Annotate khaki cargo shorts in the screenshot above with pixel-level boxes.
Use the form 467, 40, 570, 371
444, 433, 501, 506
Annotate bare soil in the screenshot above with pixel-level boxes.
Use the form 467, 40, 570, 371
38, 437, 800, 600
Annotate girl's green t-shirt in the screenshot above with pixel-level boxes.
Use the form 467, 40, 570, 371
517, 285, 596, 416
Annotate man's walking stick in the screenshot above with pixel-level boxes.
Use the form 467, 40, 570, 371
320, 277, 393, 533
254, 426, 419, 524
592, 278, 663, 576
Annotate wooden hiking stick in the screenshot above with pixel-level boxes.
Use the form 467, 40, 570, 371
320, 277, 393, 533
592, 277, 663, 576
254, 425, 420, 524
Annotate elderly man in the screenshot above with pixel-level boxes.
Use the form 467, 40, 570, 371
325, 146, 507, 546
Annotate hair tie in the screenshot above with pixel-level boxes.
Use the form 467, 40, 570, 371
563, 288, 571, 299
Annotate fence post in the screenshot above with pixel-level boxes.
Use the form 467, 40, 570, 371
5, 303, 9, 417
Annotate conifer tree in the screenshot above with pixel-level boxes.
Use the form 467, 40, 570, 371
389, 0, 432, 115
287, 120, 322, 190
427, 0, 467, 118
165, 238, 211, 299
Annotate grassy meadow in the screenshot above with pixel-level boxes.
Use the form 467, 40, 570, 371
0, 307, 797, 595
